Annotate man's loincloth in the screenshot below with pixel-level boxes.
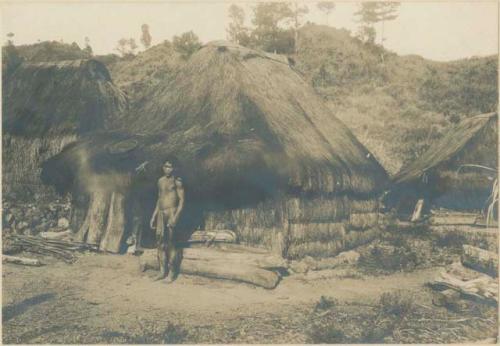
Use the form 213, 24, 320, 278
155, 209, 179, 246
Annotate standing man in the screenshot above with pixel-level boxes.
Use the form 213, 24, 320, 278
150, 158, 185, 282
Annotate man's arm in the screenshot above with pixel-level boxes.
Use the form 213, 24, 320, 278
172, 178, 185, 226
150, 180, 160, 229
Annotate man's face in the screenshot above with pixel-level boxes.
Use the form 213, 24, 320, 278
163, 161, 173, 176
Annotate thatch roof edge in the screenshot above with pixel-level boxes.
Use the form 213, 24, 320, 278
393, 112, 497, 185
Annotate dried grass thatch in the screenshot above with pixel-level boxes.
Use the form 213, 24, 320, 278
3, 59, 128, 197
348, 212, 380, 230
108, 41, 388, 197
394, 112, 497, 185
390, 112, 498, 213
289, 222, 346, 243
3, 59, 127, 136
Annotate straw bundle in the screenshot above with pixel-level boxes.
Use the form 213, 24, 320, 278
343, 228, 380, 249
349, 199, 380, 214
287, 240, 345, 259
348, 212, 380, 230
289, 222, 345, 244
285, 196, 349, 223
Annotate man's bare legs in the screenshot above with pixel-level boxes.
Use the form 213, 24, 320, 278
165, 225, 177, 283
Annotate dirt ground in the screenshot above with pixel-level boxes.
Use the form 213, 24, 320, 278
3, 250, 476, 344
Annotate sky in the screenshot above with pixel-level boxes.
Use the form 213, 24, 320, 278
1, 1, 498, 62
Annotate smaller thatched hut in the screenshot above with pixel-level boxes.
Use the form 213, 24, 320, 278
42, 41, 389, 257
2, 59, 128, 197
388, 112, 498, 218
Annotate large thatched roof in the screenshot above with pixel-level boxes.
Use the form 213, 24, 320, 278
3, 59, 128, 137
43, 42, 388, 200
394, 112, 497, 185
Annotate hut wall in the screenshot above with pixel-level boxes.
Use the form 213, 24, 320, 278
2, 133, 77, 199
203, 195, 381, 259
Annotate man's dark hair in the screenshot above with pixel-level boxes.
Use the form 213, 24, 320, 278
163, 155, 180, 167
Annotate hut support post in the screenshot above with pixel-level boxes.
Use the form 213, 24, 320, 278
99, 191, 126, 253
86, 191, 111, 245
74, 191, 110, 244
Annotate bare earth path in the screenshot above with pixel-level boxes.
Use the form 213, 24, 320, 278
2, 253, 441, 344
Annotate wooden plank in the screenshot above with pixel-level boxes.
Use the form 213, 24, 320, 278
99, 192, 126, 253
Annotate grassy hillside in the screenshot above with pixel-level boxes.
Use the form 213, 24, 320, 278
8, 41, 91, 62
97, 40, 183, 113
296, 24, 497, 174
3, 26, 497, 176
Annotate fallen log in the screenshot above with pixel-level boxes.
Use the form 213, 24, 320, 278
139, 249, 281, 289
181, 259, 280, 289
183, 247, 287, 270
461, 245, 498, 277
3, 255, 42, 266
428, 271, 498, 305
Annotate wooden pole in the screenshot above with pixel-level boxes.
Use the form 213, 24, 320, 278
410, 199, 424, 222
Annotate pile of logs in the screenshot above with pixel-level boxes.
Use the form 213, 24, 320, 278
428, 245, 498, 307
4, 234, 98, 263
139, 244, 287, 289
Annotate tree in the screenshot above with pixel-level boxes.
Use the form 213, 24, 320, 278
172, 31, 202, 59
227, 4, 251, 46
317, 2, 335, 25
251, 2, 294, 54
6, 32, 14, 45
141, 24, 152, 49
115, 38, 138, 57
377, 2, 400, 46
354, 2, 380, 44
290, 2, 309, 53
354, 2, 400, 46
83, 36, 93, 56
3, 34, 23, 78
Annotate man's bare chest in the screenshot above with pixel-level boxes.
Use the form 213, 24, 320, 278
159, 178, 177, 194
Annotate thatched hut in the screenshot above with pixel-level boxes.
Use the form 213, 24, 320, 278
42, 41, 388, 258
2, 59, 128, 198
388, 112, 498, 218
